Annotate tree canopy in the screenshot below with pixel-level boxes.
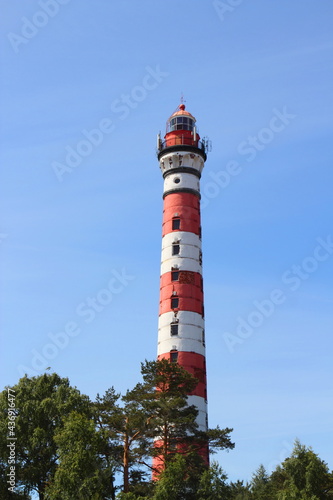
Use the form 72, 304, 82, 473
1, 369, 332, 499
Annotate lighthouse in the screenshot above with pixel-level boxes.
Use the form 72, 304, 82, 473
155, 103, 209, 465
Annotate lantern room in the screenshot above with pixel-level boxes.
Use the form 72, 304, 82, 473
157, 103, 207, 155
165, 103, 200, 146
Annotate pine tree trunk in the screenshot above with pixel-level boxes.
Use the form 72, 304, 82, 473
123, 427, 129, 493
163, 423, 168, 463
39, 486, 45, 500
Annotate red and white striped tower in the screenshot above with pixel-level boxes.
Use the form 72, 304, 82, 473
155, 103, 209, 466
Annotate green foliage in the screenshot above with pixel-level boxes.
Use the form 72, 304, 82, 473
95, 360, 207, 492
205, 426, 235, 454
95, 385, 151, 493
196, 461, 230, 499
116, 493, 149, 500
2, 370, 332, 499
45, 412, 115, 499
139, 358, 199, 395
250, 464, 272, 499
136, 359, 200, 466
127, 360, 234, 469
273, 439, 332, 500
229, 480, 252, 499
0, 373, 91, 499
152, 458, 230, 500
152, 454, 190, 500
0, 462, 30, 500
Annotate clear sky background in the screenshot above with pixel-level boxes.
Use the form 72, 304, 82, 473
1, 0, 332, 484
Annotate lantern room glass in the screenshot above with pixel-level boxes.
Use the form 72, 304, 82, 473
168, 116, 195, 132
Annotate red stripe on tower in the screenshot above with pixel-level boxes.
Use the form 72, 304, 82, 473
154, 103, 210, 471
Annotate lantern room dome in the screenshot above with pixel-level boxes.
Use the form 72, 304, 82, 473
169, 103, 196, 120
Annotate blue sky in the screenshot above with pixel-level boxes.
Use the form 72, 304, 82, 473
1, 0, 332, 484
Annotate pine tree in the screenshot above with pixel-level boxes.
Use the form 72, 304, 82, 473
251, 464, 271, 499
271, 439, 333, 500
196, 461, 230, 499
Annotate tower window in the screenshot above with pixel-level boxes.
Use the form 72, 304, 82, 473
170, 351, 178, 363
171, 297, 179, 309
172, 218, 180, 230
172, 243, 180, 255
170, 323, 178, 336
171, 271, 179, 281
202, 329, 205, 346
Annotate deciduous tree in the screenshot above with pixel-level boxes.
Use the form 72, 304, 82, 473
46, 412, 116, 499
0, 373, 91, 500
